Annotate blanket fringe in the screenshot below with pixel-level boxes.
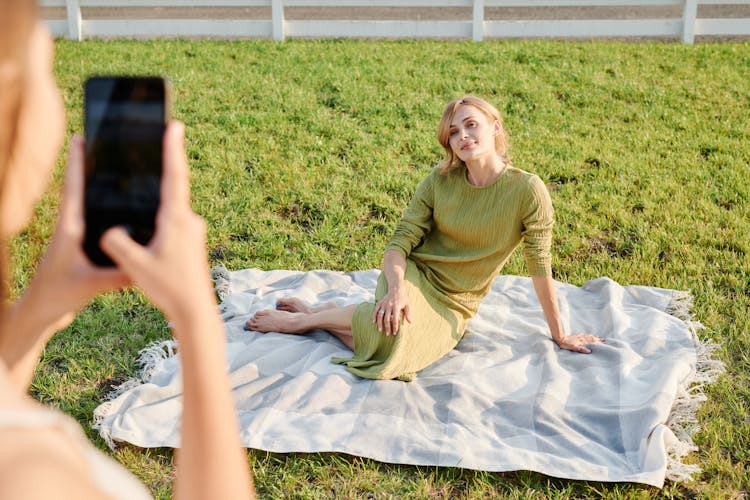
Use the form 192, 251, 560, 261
92, 340, 179, 449
664, 291, 725, 483
211, 265, 231, 302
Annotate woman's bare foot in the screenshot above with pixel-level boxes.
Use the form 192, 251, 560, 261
276, 298, 338, 314
245, 309, 304, 334
275, 297, 313, 314
244, 304, 357, 350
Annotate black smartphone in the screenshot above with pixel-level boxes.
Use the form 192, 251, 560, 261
83, 76, 169, 266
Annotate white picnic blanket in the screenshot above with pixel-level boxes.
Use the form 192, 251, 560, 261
93, 268, 721, 487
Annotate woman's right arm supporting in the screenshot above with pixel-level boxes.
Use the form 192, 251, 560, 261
101, 122, 254, 500
372, 249, 412, 336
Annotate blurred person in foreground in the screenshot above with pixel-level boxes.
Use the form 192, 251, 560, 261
0, 2, 254, 499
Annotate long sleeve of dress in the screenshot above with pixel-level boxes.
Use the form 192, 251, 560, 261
520, 175, 554, 276
385, 171, 435, 258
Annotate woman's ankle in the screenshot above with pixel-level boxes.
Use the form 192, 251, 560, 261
287, 312, 310, 333
313, 302, 337, 313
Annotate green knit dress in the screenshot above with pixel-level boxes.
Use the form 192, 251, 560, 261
332, 164, 554, 381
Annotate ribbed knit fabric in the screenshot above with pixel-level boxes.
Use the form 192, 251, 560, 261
332, 164, 554, 381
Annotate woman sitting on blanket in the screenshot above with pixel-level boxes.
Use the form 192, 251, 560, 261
0, 2, 253, 499
247, 95, 604, 381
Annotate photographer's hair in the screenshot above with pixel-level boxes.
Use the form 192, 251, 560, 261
436, 95, 510, 175
0, 0, 38, 302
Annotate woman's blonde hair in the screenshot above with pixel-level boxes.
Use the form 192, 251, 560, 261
436, 95, 510, 175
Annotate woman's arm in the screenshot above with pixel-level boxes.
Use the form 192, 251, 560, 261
382, 248, 407, 287
531, 275, 604, 354
104, 227, 252, 500
372, 249, 412, 336
101, 122, 253, 500
0, 301, 71, 393
169, 309, 251, 500
522, 178, 602, 353
374, 172, 437, 336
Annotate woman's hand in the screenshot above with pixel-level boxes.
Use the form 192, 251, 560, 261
530, 276, 604, 355
372, 286, 412, 336
100, 122, 216, 333
555, 334, 605, 354
373, 250, 413, 336
16, 136, 130, 332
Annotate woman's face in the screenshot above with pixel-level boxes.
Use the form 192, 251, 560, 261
447, 104, 500, 165
0, 24, 65, 237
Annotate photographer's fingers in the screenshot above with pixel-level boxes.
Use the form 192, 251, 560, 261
160, 121, 191, 214
100, 226, 153, 279
59, 136, 129, 282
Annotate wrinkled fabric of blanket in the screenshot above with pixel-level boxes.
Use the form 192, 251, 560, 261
94, 268, 721, 487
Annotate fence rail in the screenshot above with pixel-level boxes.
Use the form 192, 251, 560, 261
41, 0, 750, 43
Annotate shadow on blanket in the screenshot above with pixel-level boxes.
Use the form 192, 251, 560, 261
93, 267, 723, 488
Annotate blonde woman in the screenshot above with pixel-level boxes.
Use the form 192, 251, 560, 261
0, 2, 253, 498
247, 95, 604, 381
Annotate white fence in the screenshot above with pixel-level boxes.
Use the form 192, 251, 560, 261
42, 0, 750, 44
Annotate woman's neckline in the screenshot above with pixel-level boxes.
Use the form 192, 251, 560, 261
463, 159, 511, 189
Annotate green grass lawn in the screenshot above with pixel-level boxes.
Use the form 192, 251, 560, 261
16, 38, 749, 498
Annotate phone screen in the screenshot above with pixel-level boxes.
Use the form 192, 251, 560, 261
83, 76, 167, 266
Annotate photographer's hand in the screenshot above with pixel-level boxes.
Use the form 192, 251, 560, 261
100, 122, 215, 323
0, 136, 129, 392
101, 121, 254, 500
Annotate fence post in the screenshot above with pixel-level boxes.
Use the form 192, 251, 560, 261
272, 0, 285, 41
65, 0, 82, 41
681, 0, 698, 43
473, 0, 485, 41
